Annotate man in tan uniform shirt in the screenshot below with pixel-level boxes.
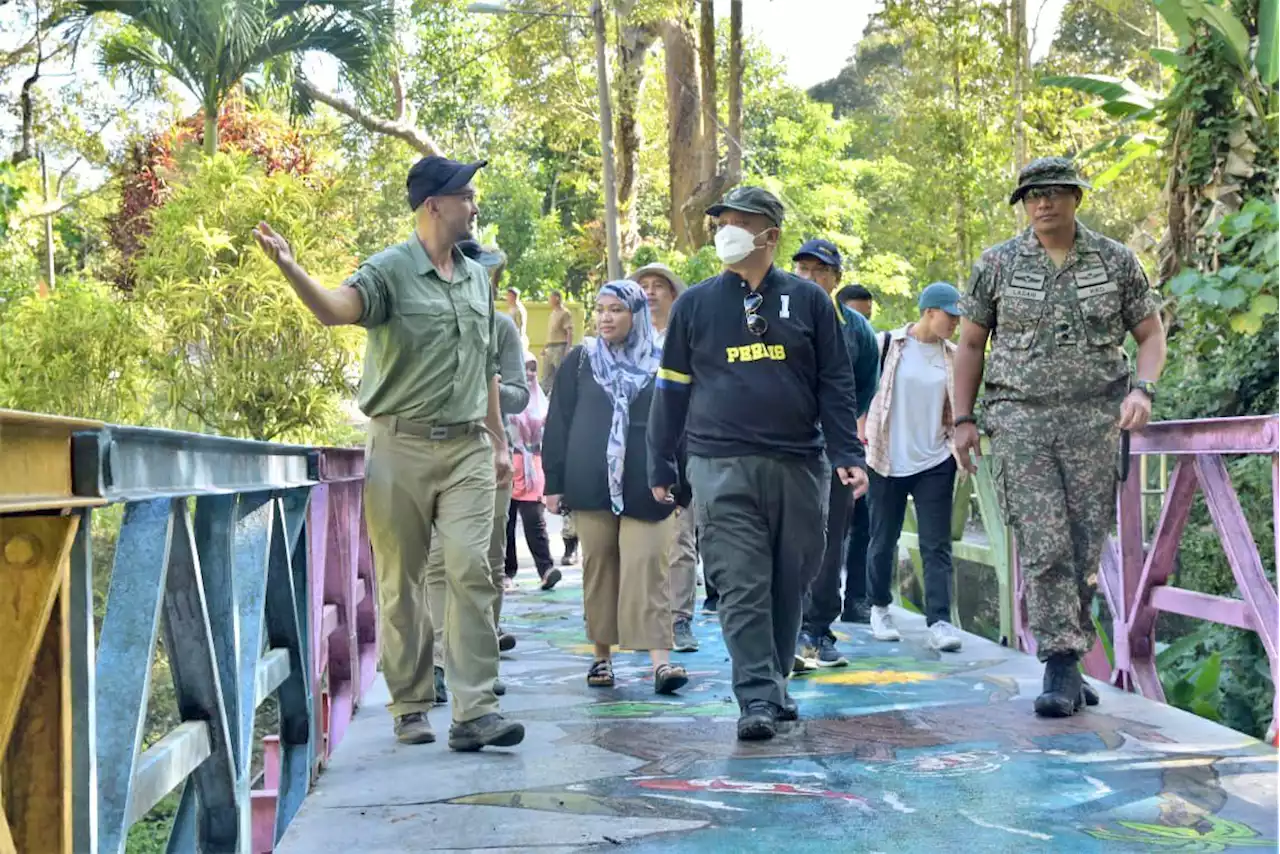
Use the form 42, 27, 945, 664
541, 289, 575, 391
253, 155, 525, 752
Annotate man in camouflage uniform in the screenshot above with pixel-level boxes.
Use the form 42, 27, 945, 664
953, 157, 1167, 717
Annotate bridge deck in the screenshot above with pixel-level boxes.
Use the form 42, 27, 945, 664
280, 531, 1277, 853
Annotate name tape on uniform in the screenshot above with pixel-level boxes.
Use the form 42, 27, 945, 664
1076, 281, 1119, 299
726, 343, 787, 363
1005, 286, 1046, 301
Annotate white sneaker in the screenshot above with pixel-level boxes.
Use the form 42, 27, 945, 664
929, 620, 962, 652
870, 606, 901, 641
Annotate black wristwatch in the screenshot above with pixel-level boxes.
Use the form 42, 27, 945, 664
954, 415, 978, 427
1134, 380, 1157, 402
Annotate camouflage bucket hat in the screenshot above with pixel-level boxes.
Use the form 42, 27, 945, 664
1009, 156, 1092, 205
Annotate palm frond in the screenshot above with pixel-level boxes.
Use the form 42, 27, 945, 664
98, 25, 199, 101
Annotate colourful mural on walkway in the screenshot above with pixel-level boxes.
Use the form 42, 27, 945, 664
470, 569, 1279, 852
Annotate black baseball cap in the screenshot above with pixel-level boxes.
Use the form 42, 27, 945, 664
456, 239, 504, 268
705, 186, 785, 227
407, 155, 487, 211
793, 238, 842, 271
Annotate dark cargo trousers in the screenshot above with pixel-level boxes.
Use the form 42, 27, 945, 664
801, 469, 854, 637
687, 454, 827, 711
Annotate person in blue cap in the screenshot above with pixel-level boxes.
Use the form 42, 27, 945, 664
862, 282, 967, 653
253, 155, 526, 751
791, 239, 880, 668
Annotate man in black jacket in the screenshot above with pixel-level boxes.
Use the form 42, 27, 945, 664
648, 186, 868, 741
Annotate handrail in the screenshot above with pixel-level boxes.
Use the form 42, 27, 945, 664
0, 410, 376, 854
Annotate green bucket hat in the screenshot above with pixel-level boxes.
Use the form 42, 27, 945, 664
1009, 156, 1092, 205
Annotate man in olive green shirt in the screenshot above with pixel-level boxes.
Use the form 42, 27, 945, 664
253, 155, 525, 752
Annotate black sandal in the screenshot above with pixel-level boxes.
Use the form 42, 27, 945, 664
587, 659, 614, 687
654, 663, 689, 695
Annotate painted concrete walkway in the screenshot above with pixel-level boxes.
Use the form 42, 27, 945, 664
281, 520, 1278, 853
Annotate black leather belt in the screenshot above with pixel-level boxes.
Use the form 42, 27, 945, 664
377, 415, 480, 440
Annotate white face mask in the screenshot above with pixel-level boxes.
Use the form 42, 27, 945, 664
714, 225, 766, 265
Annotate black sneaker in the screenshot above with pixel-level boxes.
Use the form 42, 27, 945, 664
1081, 681, 1100, 706
448, 713, 525, 752
498, 631, 517, 652
433, 666, 448, 705
840, 600, 872, 624
1034, 653, 1084, 718
540, 568, 562, 590
703, 596, 719, 614
779, 693, 799, 722
737, 700, 779, 741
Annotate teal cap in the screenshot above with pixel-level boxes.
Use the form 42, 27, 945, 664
918, 282, 962, 316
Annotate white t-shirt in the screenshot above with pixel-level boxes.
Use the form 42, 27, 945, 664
653, 327, 667, 348
887, 334, 951, 477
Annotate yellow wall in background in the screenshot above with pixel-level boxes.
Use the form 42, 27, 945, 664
496, 302, 590, 353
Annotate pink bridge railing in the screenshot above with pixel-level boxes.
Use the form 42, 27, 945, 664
1010, 416, 1279, 741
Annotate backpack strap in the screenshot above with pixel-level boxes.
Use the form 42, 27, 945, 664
878, 331, 892, 374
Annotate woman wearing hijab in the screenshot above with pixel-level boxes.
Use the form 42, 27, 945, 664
506, 351, 561, 590
543, 280, 691, 695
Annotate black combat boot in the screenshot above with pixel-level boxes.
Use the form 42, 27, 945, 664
560, 536, 579, 566
1034, 653, 1084, 718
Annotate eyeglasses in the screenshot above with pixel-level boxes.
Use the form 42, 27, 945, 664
743, 292, 768, 336
1022, 186, 1074, 203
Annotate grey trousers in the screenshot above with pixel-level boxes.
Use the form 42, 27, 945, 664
687, 454, 827, 710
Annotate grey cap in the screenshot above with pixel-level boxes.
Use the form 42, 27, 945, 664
705, 186, 785, 227
1009, 156, 1092, 204
628, 262, 687, 296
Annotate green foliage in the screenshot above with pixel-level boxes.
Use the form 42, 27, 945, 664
1166, 199, 1278, 332
134, 152, 362, 443
0, 279, 154, 423
0, 161, 26, 239
77, 0, 393, 153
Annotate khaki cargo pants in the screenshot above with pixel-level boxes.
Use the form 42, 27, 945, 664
364, 416, 500, 722
426, 481, 512, 669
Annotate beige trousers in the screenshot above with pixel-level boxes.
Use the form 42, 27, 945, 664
427, 481, 511, 669
575, 510, 676, 651
668, 506, 699, 621
363, 418, 499, 722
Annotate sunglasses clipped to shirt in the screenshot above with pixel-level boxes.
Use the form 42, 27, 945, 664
743, 292, 768, 336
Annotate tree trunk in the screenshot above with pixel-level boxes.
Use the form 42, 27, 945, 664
615, 22, 657, 254
203, 107, 219, 156
1010, 0, 1028, 228
727, 0, 743, 180
661, 11, 703, 251
676, 0, 743, 249
698, 0, 717, 185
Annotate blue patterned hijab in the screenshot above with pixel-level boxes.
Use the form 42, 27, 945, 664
582, 280, 662, 514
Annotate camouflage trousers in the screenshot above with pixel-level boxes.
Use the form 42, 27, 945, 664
986, 401, 1119, 662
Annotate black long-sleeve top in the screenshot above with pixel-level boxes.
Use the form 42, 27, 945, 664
542, 345, 683, 522
647, 265, 865, 489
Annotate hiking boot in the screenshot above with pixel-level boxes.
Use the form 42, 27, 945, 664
498, 631, 517, 652
797, 632, 821, 663
433, 666, 448, 705
817, 633, 849, 667
540, 567, 562, 590
870, 606, 901, 641
673, 617, 700, 652
1081, 681, 1100, 706
560, 537, 578, 566
779, 693, 799, 722
841, 599, 872, 624
1034, 653, 1084, 718
394, 712, 435, 745
928, 620, 963, 652
737, 700, 778, 741
792, 651, 818, 674
448, 713, 525, 752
